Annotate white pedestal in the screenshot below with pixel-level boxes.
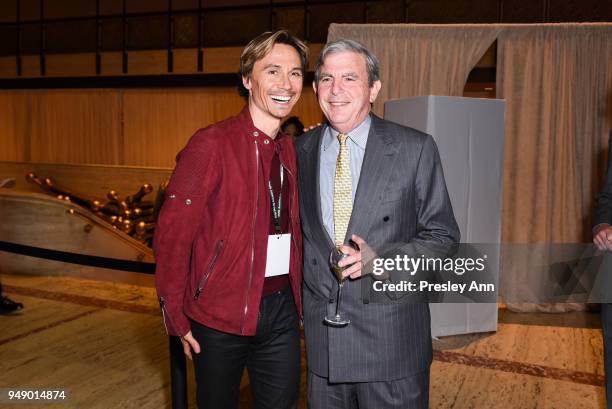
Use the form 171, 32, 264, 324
384, 96, 505, 337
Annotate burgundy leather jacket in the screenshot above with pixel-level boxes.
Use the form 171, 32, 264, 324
154, 106, 303, 337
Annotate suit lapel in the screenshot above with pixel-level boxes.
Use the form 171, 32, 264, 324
300, 128, 335, 258
345, 115, 399, 242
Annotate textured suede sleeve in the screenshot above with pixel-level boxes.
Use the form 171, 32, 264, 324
153, 130, 220, 336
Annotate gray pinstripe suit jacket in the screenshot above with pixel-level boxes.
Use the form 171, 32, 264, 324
594, 131, 612, 227
296, 114, 460, 383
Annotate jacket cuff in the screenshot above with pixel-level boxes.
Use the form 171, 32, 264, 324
159, 297, 190, 337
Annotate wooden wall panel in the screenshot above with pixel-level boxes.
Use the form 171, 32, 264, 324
549, 0, 612, 22
275, 7, 306, 39
122, 87, 322, 167
173, 49, 198, 74
0, 0, 17, 23
46, 20, 97, 54
20, 55, 41, 77
45, 0, 96, 19
309, 3, 364, 43
19, 0, 41, 21
0, 86, 322, 168
99, 0, 124, 15
76, 47, 243, 76
122, 88, 245, 167
173, 0, 199, 10
406, 0, 500, 23
46, 53, 97, 77
0, 58, 16, 78
0, 25, 17, 57
201, 47, 241, 74
0, 45, 322, 78
128, 15, 168, 50
0, 92, 30, 162
29, 90, 122, 164
501, 0, 546, 22
100, 52, 124, 76
127, 50, 168, 76
368, 0, 406, 23
202, 9, 270, 47
127, 0, 168, 14
205, 0, 269, 6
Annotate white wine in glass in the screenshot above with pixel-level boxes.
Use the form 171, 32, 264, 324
324, 246, 351, 327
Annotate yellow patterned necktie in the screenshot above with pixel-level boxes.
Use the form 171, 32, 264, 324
334, 133, 353, 246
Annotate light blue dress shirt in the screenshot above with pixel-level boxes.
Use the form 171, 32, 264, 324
319, 115, 371, 241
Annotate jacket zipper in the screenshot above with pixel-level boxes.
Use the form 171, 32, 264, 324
159, 297, 176, 334
280, 161, 303, 321
194, 239, 224, 300
241, 140, 259, 333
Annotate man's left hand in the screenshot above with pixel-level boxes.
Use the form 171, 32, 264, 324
594, 224, 612, 251
338, 234, 377, 279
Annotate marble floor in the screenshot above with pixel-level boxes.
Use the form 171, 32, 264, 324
0, 272, 606, 409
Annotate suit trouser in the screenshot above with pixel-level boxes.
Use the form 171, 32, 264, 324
602, 303, 612, 409
190, 286, 300, 409
307, 370, 429, 409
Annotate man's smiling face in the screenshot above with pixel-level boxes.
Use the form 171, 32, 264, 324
243, 43, 304, 129
314, 50, 381, 134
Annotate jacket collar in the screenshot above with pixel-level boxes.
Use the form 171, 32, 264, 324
237, 105, 269, 138
237, 105, 286, 142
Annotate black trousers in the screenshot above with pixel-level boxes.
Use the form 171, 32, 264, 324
191, 287, 300, 409
603, 303, 612, 409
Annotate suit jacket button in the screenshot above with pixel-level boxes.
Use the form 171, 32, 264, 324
329, 298, 335, 303
383, 216, 390, 222
185, 199, 192, 205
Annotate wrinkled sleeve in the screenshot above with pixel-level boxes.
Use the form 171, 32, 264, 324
372, 135, 460, 298
594, 148, 612, 229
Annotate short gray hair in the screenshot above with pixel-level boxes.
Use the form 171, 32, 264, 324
314, 39, 380, 87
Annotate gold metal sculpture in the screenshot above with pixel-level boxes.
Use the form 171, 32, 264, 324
26, 173, 104, 211
26, 172, 161, 247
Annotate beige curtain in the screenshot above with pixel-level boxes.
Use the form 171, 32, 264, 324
327, 24, 500, 116
326, 23, 612, 244
497, 24, 612, 243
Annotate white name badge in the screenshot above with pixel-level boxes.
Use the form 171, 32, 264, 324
265, 234, 291, 277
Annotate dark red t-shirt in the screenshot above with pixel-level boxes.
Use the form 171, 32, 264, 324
262, 137, 290, 296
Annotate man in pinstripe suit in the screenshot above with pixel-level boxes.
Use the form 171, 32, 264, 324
295, 39, 460, 408
593, 129, 612, 409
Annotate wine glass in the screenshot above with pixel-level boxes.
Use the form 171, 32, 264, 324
324, 246, 351, 327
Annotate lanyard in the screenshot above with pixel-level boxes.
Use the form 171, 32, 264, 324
268, 165, 284, 234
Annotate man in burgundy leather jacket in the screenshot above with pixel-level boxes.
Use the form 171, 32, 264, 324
154, 30, 307, 409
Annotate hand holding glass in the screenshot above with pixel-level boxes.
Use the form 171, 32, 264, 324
324, 246, 351, 327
